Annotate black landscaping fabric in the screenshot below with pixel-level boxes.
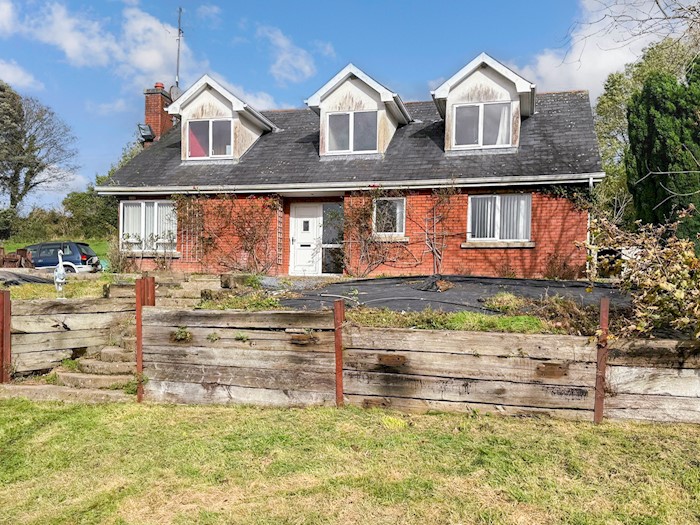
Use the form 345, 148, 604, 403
279, 275, 627, 313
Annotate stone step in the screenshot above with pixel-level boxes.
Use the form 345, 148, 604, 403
121, 337, 136, 352
78, 359, 135, 375
56, 371, 133, 390
0, 384, 132, 403
101, 346, 136, 363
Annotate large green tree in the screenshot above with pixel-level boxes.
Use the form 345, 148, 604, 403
0, 81, 78, 212
626, 56, 700, 241
594, 39, 695, 225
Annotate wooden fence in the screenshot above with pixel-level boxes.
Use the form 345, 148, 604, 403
10, 297, 135, 374
141, 308, 338, 406
137, 300, 700, 424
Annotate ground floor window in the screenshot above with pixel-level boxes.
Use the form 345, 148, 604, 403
468, 193, 531, 241
121, 200, 177, 251
373, 197, 406, 235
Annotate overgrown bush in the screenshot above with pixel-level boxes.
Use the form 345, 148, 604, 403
543, 253, 580, 280
590, 208, 700, 338
106, 235, 134, 273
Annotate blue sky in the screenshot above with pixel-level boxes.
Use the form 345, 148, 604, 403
0, 0, 658, 209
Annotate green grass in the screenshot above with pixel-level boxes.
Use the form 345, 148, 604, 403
199, 292, 283, 311
0, 400, 699, 524
347, 307, 551, 334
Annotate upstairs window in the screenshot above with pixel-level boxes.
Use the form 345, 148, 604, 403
468, 194, 531, 241
327, 111, 378, 153
187, 119, 233, 158
373, 197, 405, 235
454, 102, 511, 148
121, 201, 177, 252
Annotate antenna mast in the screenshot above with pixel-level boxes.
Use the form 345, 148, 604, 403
175, 7, 183, 88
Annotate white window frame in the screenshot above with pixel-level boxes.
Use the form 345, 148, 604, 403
373, 197, 406, 236
186, 118, 234, 160
467, 194, 531, 242
453, 101, 512, 150
119, 200, 178, 252
326, 110, 379, 154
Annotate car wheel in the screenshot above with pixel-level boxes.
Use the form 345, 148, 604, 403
63, 265, 76, 273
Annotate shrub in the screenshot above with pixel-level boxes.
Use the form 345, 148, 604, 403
543, 253, 580, 280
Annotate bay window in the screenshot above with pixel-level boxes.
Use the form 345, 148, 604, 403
373, 197, 405, 236
187, 119, 233, 158
454, 102, 511, 148
327, 111, 378, 153
121, 201, 177, 252
468, 194, 531, 241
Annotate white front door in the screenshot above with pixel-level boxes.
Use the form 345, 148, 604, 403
290, 204, 322, 275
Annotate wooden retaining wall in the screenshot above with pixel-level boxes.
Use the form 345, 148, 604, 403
140, 306, 700, 424
141, 308, 337, 406
11, 298, 135, 374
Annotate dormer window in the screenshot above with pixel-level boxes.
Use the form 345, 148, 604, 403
454, 102, 511, 149
327, 111, 378, 153
187, 119, 233, 158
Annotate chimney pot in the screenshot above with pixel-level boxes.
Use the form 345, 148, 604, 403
154, 82, 165, 90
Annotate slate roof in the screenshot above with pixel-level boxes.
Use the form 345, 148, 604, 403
103, 91, 603, 192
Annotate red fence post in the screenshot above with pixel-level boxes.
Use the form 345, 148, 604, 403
594, 296, 610, 424
135, 278, 145, 403
0, 290, 11, 383
145, 276, 156, 307
333, 299, 345, 407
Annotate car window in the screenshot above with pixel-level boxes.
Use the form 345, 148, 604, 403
77, 244, 97, 257
38, 244, 59, 258
61, 243, 74, 256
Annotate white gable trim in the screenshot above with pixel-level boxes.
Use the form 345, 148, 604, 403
431, 53, 536, 118
305, 64, 411, 125
166, 74, 276, 132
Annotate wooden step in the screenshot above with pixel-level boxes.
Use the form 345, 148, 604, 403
56, 371, 133, 390
121, 337, 136, 352
78, 359, 135, 375
101, 346, 136, 363
0, 384, 132, 403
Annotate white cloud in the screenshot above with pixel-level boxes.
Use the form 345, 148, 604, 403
514, 0, 660, 100
86, 98, 129, 115
256, 25, 316, 84
210, 72, 280, 110
196, 4, 221, 21
427, 76, 445, 91
313, 40, 336, 58
0, 0, 16, 37
0, 59, 43, 90
26, 3, 122, 67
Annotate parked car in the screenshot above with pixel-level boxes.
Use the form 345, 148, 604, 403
26, 242, 102, 273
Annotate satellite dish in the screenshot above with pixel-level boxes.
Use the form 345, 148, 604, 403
169, 85, 183, 101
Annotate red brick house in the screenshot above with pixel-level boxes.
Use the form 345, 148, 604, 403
97, 53, 603, 277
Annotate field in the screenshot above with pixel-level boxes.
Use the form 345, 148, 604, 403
1, 400, 699, 524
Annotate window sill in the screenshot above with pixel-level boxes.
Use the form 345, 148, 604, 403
446, 147, 517, 157
125, 251, 182, 259
373, 235, 409, 243
461, 241, 535, 249
321, 152, 382, 161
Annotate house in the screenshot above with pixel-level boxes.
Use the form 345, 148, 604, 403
96, 53, 604, 278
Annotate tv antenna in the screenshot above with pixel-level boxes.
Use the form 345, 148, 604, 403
175, 6, 183, 88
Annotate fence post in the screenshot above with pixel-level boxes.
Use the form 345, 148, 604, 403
135, 278, 145, 403
594, 296, 610, 424
333, 299, 345, 407
0, 290, 10, 383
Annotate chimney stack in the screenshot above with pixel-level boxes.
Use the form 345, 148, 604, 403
143, 82, 173, 147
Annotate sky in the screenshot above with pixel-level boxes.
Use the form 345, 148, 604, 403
0, 0, 661, 209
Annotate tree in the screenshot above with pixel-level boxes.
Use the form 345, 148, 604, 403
626, 56, 700, 241
594, 38, 695, 225
0, 81, 78, 212
62, 141, 140, 239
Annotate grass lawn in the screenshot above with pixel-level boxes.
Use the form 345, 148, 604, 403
1, 400, 699, 524
4, 273, 112, 300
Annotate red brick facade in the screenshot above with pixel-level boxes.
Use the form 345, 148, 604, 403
143, 83, 173, 146
128, 189, 588, 278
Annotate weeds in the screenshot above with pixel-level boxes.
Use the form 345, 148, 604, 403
170, 327, 193, 343
199, 292, 282, 311
60, 359, 80, 372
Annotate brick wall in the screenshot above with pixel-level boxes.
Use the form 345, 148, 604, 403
144, 83, 173, 146
129, 189, 588, 278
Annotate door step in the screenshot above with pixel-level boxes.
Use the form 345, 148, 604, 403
56, 371, 133, 390
101, 347, 136, 363
78, 359, 136, 376
0, 384, 132, 403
